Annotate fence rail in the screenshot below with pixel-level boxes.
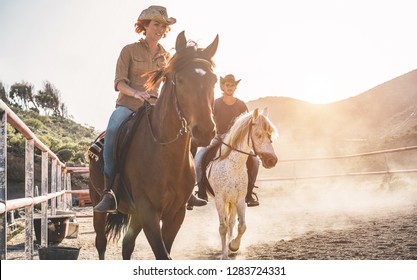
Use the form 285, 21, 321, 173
279, 145, 417, 162
259, 145, 417, 182
0, 100, 89, 260
258, 168, 417, 182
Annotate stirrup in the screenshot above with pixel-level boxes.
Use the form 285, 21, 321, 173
249, 192, 258, 202
107, 189, 118, 211
196, 190, 208, 202
246, 191, 259, 207
94, 189, 118, 213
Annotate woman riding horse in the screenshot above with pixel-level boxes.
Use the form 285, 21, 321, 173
88, 29, 219, 259
94, 5, 206, 213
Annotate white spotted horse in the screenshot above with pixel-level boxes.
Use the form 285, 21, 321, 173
203, 108, 278, 259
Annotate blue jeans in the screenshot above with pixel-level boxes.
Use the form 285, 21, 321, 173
103, 105, 134, 179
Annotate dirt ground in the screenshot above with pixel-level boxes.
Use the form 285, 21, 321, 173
6, 176, 417, 260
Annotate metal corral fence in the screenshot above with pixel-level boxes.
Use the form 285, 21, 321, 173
258, 145, 417, 183
0, 100, 89, 260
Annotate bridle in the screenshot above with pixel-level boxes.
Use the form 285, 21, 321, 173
145, 57, 214, 146
219, 119, 258, 158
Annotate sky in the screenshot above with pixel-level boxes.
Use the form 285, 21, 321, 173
1, 0, 417, 131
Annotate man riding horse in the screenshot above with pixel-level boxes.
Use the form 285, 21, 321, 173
190, 74, 261, 208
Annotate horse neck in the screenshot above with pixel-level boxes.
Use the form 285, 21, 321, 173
222, 130, 252, 163
150, 80, 189, 149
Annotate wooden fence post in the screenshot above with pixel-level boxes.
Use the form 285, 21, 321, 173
0, 109, 7, 260
51, 159, 57, 215
65, 172, 72, 209
57, 165, 63, 209
40, 151, 49, 247
25, 138, 34, 259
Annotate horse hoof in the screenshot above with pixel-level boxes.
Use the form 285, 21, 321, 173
229, 241, 240, 252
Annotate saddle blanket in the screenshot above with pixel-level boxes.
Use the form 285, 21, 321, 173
86, 131, 105, 162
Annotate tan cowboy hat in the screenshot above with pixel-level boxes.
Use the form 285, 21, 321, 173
138, 5, 176, 25
220, 74, 241, 86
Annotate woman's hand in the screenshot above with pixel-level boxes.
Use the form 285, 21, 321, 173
133, 90, 150, 102
116, 81, 151, 102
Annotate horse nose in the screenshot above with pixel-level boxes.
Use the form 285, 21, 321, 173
261, 153, 278, 168
191, 125, 215, 146
267, 156, 278, 167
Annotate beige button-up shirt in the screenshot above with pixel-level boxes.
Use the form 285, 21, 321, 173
114, 38, 169, 110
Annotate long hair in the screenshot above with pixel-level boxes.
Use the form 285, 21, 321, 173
134, 19, 171, 37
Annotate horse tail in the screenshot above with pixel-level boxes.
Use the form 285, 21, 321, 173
105, 213, 129, 241
227, 203, 232, 217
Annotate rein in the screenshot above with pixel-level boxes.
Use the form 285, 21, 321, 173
145, 92, 188, 146
145, 57, 213, 146
219, 120, 258, 158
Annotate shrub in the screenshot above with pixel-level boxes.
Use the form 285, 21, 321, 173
24, 117, 44, 130
57, 148, 75, 162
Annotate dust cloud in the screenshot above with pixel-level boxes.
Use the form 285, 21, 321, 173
7, 175, 416, 260
171, 174, 417, 259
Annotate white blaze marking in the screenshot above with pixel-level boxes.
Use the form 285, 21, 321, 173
195, 68, 207, 76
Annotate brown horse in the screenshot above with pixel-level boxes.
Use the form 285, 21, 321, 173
88, 31, 218, 260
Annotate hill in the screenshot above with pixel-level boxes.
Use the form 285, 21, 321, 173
247, 69, 417, 159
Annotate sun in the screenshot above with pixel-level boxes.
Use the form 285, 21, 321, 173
300, 74, 340, 104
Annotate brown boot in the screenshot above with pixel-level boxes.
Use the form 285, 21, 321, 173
187, 193, 208, 210
197, 183, 208, 201
93, 177, 117, 213
246, 185, 259, 207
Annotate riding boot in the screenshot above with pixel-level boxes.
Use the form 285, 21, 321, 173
245, 184, 259, 207
197, 180, 208, 201
93, 176, 117, 213
186, 193, 208, 210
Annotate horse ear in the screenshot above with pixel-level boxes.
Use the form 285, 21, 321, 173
262, 107, 269, 117
252, 108, 259, 120
176, 31, 187, 52
202, 34, 219, 59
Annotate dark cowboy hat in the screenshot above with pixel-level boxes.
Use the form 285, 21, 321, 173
220, 74, 241, 86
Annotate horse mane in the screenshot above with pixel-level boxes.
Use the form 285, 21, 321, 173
220, 111, 277, 160
145, 41, 216, 91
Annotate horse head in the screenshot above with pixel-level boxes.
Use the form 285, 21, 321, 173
172, 31, 218, 147
251, 108, 278, 168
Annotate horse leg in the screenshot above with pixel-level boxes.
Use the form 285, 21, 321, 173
229, 200, 247, 252
161, 206, 186, 254
142, 212, 171, 260
93, 212, 107, 260
122, 216, 142, 260
216, 198, 229, 260
228, 203, 238, 253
